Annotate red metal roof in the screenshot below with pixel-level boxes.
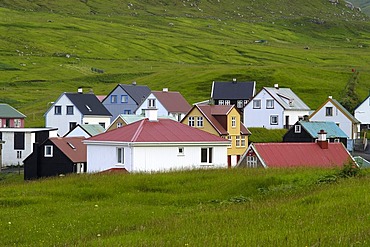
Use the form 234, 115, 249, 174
87, 119, 229, 143
49, 137, 86, 163
152, 91, 191, 113
253, 142, 353, 168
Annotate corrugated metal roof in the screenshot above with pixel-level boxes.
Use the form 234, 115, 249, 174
254, 142, 353, 168
0, 104, 26, 118
118, 114, 176, 125
80, 124, 105, 136
87, 119, 229, 143
264, 87, 310, 111
300, 121, 348, 138
50, 137, 86, 163
152, 91, 191, 113
212, 81, 255, 100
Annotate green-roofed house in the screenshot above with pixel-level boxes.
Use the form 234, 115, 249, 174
0, 103, 26, 128
63, 124, 105, 138
309, 96, 360, 141
283, 120, 348, 148
106, 113, 176, 132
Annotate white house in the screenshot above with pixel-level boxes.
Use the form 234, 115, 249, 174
63, 124, 105, 138
309, 96, 360, 140
135, 88, 191, 121
354, 94, 370, 130
0, 127, 58, 167
45, 89, 112, 136
84, 109, 229, 173
243, 84, 311, 129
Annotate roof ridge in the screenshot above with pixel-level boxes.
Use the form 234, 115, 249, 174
130, 119, 146, 142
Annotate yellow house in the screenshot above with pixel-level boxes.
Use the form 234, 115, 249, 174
181, 104, 251, 167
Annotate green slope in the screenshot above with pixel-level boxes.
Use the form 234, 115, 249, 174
0, 0, 369, 126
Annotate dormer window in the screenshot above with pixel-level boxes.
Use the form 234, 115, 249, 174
148, 99, 156, 108
294, 125, 301, 133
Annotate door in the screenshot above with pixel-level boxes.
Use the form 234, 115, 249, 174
285, 115, 290, 129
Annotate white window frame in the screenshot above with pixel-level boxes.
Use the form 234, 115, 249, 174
270, 115, 278, 125
148, 98, 156, 108
117, 122, 123, 128
225, 100, 231, 105
117, 148, 124, 164
14, 119, 21, 127
178, 147, 185, 156
244, 100, 249, 106
201, 147, 213, 164
121, 95, 128, 103
227, 135, 232, 148
236, 136, 241, 147
326, 107, 333, 116
219, 100, 224, 105
294, 125, 301, 133
111, 95, 117, 103
197, 116, 204, 127
16, 151, 22, 159
188, 116, 195, 127
247, 156, 257, 168
241, 136, 246, 147
54, 105, 62, 115
237, 100, 243, 108
334, 139, 340, 143
253, 99, 261, 109
44, 145, 53, 157
266, 99, 274, 109
231, 116, 236, 128
66, 105, 74, 115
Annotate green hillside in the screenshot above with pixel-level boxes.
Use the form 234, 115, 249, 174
0, 0, 370, 126
350, 0, 370, 15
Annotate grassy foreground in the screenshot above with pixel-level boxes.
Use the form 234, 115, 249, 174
0, 168, 369, 246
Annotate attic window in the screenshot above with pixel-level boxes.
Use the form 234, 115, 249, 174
85, 105, 92, 112
67, 142, 76, 150
44, 145, 53, 157
294, 125, 301, 133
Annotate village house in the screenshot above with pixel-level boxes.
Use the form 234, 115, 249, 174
238, 130, 355, 168
63, 124, 105, 138
181, 104, 250, 167
135, 88, 191, 121
84, 108, 230, 173
24, 136, 86, 180
354, 93, 370, 130
0, 103, 26, 128
102, 82, 151, 121
45, 89, 111, 136
243, 84, 311, 129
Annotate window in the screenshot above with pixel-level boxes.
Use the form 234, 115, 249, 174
117, 148, 124, 164
111, 95, 117, 103
16, 151, 22, 159
334, 139, 340, 143
99, 122, 105, 129
14, 119, 21, 128
270, 115, 278, 125
197, 116, 204, 127
69, 122, 77, 131
247, 156, 257, 168
44, 145, 53, 157
201, 148, 213, 163
266, 99, 274, 109
121, 95, 128, 103
117, 122, 123, 128
188, 116, 195, 127
124, 110, 131, 114
66, 106, 74, 115
14, 132, 25, 150
76, 163, 85, 173
227, 135, 232, 148
178, 147, 184, 155
326, 107, 333, 116
236, 136, 241, 147
54, 105, 61, 115
253, 99, 261, 109
225, 100, 230, 105
294, 125, 301, 133
219, 100, 224, 105
231, 116, 236, 128
241, 136, 246, 147
237, 100, 243, 108
244, 100, 249, 106
148, 99, 156, 108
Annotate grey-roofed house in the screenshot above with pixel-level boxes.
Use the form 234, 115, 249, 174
243, 84, 311, 129
64, 124, 105, 138
45, 89, 112, 136
211, 79, 256, 112
102, 82, 151, 121
0, 103, 26, 128
283, 120, 348, 148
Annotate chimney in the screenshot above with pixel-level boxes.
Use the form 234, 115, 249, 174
132, 81, 137, 86
232, 78, 237, 84
317, 129, 328, 149
78, 88, 83, 94
163, 88, 168, 92
274, 84, 279, 89
328, 95, 332, 99
303, 115, 309, 121
145, 108, 158, 122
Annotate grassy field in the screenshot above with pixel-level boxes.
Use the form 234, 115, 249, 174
0, 167, 369, 246
0, 0, 370, 126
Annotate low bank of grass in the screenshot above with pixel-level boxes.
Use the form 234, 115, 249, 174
0, 167, 369, 246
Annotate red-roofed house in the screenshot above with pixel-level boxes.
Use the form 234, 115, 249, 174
237, 130, 356, 168
84, 109, 229, 173
135, 88, 191, 121
181, 104, 251, 167
24, 137, 86, 180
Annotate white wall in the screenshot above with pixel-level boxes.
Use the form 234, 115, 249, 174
65, 127, 90, 138
355, 97, 370, 124
86, 143, 228, 173
2, 132, 32, 166
82, 116, 110, 129
45, 94, 83, 136
283, 110, 310, 127
135, 93, 168, 116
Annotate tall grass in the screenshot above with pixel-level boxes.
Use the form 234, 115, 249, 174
0, 168, 369, 246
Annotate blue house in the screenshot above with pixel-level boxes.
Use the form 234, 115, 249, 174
102, 83, 151, 120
